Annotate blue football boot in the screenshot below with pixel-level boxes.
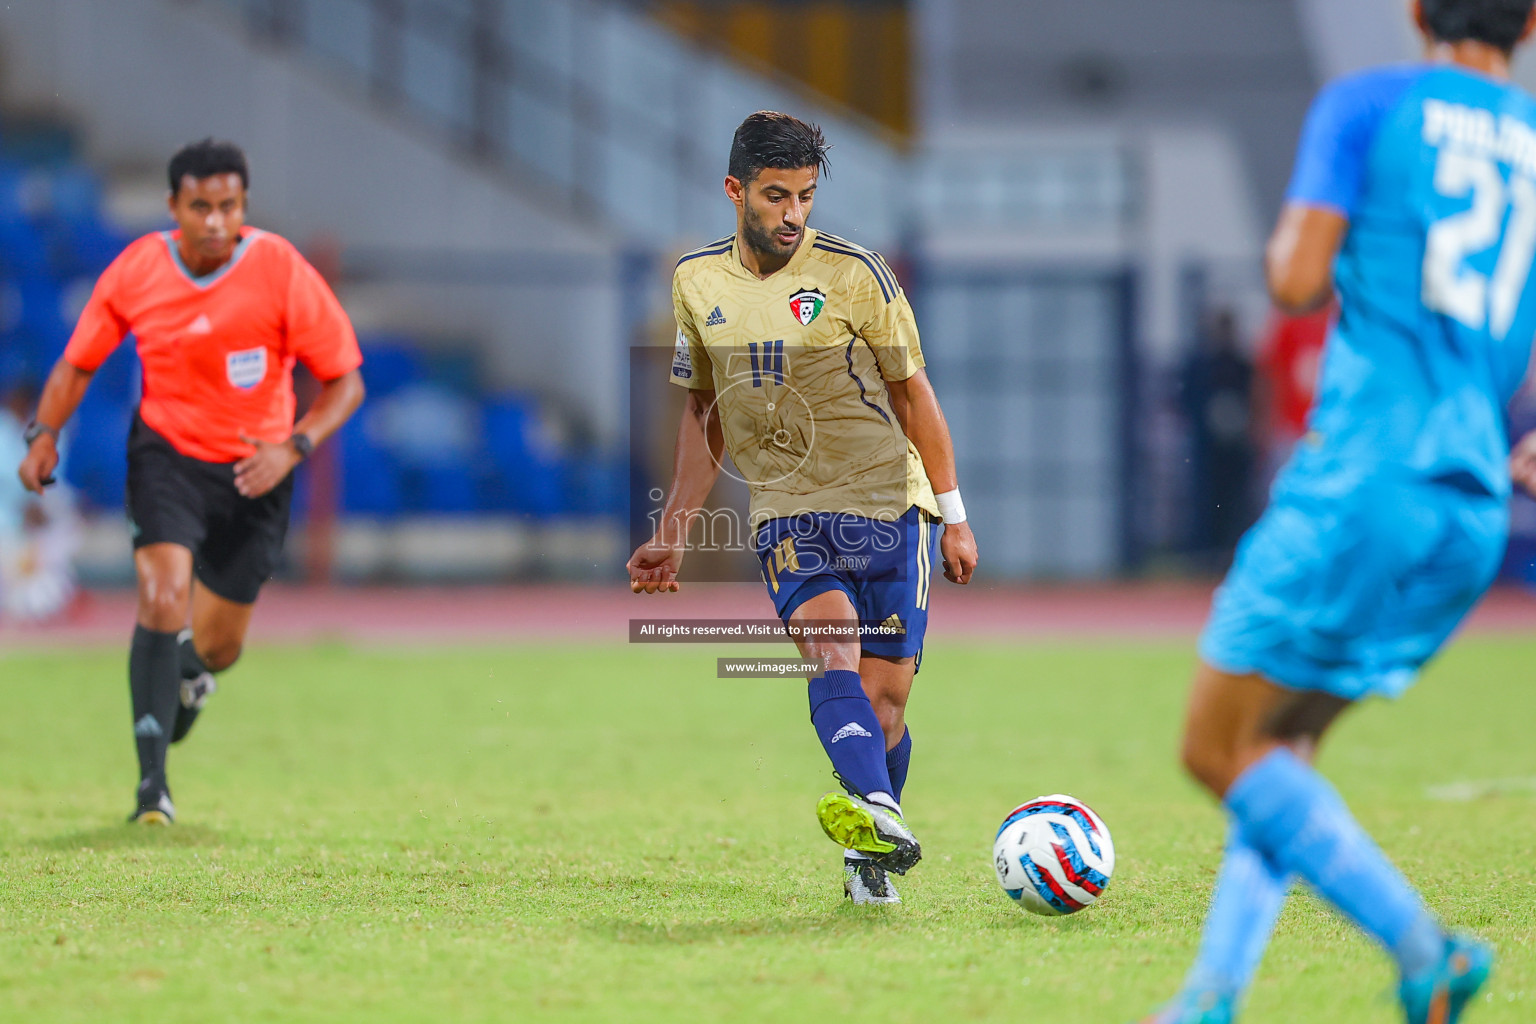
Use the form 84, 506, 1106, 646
1398, 933, 1493, 1024
1135, 989, 1236, 1024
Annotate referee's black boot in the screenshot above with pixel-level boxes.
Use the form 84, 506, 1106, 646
129, 783, 176, 825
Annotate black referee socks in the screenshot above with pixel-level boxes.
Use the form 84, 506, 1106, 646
129, 626, 181, 797
178, 633, 209, 680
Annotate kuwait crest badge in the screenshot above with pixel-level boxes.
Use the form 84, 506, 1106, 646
789, 288, 826, 326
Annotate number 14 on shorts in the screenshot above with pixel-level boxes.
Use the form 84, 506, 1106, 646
764, 536, 799, 593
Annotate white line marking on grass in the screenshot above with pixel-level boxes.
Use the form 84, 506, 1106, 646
1426, 777, 1536, 802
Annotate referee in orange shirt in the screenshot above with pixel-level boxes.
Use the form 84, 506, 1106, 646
16, 139, 365, 824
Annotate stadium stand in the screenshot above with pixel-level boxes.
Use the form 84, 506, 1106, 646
0, 117, 622, 523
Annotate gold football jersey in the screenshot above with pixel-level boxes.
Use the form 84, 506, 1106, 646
670, 228, 939, 526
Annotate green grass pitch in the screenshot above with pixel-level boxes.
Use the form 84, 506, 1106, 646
2, 637, 1533, 1022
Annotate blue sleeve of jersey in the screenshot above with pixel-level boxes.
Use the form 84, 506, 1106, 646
1286, 67, 1424, 216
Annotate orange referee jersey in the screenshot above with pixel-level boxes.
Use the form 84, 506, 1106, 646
64, 227, 363, 463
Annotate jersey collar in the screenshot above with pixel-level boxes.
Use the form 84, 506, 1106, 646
161, 228, 263, 289
730, 227, 818, 282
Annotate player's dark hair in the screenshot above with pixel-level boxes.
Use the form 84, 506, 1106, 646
1421, 0, 1536, 52
728, 111, 831, 185
168, 138, 249, 195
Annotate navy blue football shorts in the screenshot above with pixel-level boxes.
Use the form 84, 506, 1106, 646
754, 505, 940, 662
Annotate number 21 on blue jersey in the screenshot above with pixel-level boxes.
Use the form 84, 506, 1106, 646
1423, 148, 1536, 339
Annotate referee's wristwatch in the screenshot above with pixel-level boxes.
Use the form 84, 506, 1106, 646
23, 421, 58, 447
288, 432, 314, 461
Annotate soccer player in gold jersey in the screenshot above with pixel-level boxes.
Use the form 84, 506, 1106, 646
627, 112, 978, 903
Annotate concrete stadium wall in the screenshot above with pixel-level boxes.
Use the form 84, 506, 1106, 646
912, 0, 1272, 362
1299, 0, 1536, 104
1295, 0, 1418, 80
914, 0, 1317, 211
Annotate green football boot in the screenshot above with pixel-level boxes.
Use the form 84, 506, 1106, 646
816, 792, 921, 874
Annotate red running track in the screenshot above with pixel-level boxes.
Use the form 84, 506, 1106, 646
2, 581, 1533, 648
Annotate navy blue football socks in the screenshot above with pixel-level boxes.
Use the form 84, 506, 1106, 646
808, 669, 896, 807
1184, 822, 1293, 1000
129, 625, 181, 797
885, 726, 912, 804
1227, 748, 1444, 978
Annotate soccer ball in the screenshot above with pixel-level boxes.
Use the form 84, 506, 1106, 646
992, 794, 1115, 916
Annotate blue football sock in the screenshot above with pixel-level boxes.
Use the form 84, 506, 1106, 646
1183, 822, 1293, 1000
885, 726, 912, 804
808, 670, 894, 804
1227, 749, 1444, 977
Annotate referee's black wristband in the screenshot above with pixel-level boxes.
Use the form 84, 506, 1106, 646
288, 433, 314, 460
23, 421, 58, 447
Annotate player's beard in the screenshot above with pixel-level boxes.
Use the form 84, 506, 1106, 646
741, 204, 802, 261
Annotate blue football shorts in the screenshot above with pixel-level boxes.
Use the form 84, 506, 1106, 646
754, 506, 941, 661
1200, 466, 1508, 701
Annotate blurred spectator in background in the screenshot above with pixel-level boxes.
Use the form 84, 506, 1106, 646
1180, 308, 1256, 568
1503, 383, 1536, 586
0, 379, 81, 622
1257, 301, 1332, 469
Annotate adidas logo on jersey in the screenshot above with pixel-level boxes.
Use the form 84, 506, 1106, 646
186, 313, 213, 335
881, 613, 906, 635
830, 722, 873, 743
704, 305, 727, 327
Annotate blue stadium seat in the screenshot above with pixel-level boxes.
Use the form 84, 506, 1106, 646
44, 165, 102, 222
0, 229, 48, 276
0, 130, 619, 528
52, 217, 131, 278
561, 454, 625, 515
4, 164, 129, 276
62, 395, 131, 510
356, 336, 427, 398
0, 273, 69, 379
0, 119, 78, 168
14, 272, 68, 346
404, 463, 480, 513
338, 414, 404, 516
0, 164, 49, 275
481, 395, 563, 516
0, 160, 30, 217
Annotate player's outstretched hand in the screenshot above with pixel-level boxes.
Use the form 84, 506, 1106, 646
1512, 430, 1536, 498
235, 432, 301, 499
627, 536, 684, 594
18, 436, 59, 494
941, 521, 978, 585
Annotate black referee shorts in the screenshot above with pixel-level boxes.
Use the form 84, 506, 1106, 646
125, 412, 294, 605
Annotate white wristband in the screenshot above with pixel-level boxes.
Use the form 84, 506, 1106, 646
934, 488, 966, 525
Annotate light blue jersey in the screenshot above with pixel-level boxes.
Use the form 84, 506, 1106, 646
1201, 64, 1533, 699
1292, 64, 1536, 497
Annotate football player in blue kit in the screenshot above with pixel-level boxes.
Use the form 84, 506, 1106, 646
1142, 1, 1536, 1022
